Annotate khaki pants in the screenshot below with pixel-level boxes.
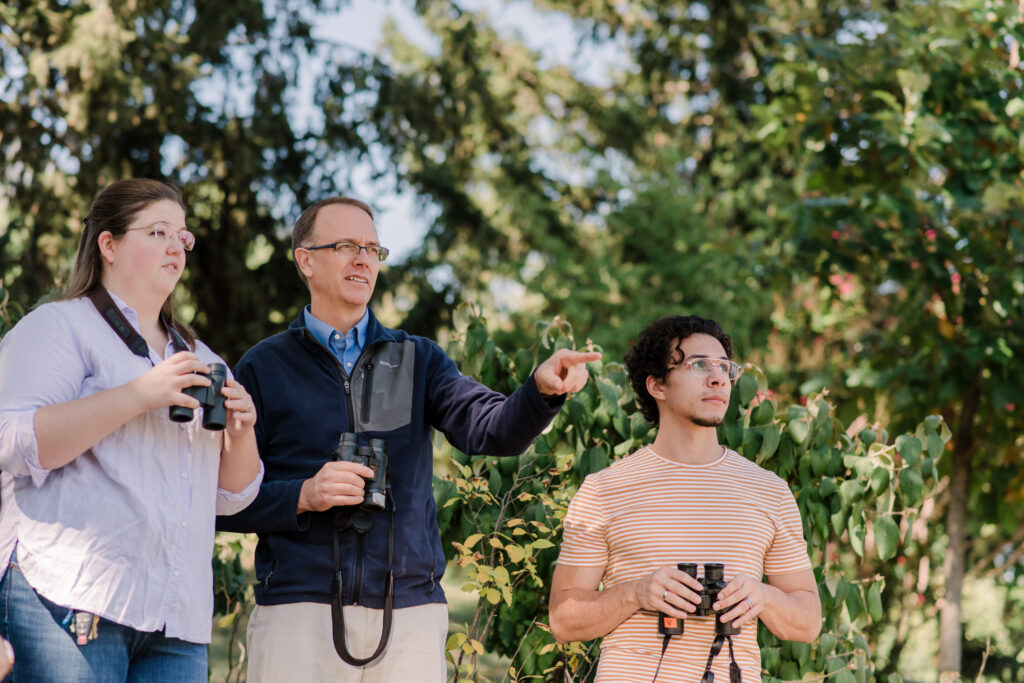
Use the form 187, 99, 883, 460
246, 602, 448, 683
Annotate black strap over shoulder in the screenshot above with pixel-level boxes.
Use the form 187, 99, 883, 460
88, 288, 150, 358
87, 287, 188, 357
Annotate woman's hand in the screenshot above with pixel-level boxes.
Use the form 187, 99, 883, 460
128, 351, 211, 413
221, 379, 257, 437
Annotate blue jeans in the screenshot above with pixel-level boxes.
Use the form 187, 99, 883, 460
0, 560, 207, 682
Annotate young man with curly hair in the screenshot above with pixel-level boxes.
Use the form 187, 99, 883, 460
549, 315, 820, 682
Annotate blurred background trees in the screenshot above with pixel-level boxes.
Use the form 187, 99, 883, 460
2, 0, 1022, 679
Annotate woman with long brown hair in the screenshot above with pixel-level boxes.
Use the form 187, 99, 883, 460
0, 178, 263, 680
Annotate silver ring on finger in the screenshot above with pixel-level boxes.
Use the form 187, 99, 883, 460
744, 597, 754, 610
661, 590, 668, 601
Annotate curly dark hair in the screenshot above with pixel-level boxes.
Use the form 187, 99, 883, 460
624, 315, 734, 426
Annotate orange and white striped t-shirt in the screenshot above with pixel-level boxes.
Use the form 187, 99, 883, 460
558, 446, 812, 683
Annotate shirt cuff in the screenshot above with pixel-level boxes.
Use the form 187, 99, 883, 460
0, 408, 51, 487
528, 371, 567, 412
215, 460, 265, 516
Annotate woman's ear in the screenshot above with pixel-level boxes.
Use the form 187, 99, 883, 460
97, 231, 117, 265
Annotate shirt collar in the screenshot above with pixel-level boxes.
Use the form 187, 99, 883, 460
303, 306, 369, 348
107, 289, 137, 326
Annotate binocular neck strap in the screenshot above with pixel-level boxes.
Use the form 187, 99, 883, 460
87, 288, 189, 357
700, 634, 742, 683
330, 506, 396, 667
88, 288, 150, 359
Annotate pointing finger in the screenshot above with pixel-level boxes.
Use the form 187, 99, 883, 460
556, 350, 602, 367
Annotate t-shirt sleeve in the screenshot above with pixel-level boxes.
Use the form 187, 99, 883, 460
557, 475, 610, 568
764, 483, 813, 575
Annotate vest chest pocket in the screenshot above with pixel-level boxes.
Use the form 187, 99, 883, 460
353, 340, 416, 432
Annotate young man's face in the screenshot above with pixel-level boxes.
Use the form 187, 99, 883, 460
649, 333, 733, 428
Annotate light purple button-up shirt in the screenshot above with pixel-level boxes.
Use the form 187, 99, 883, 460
0, 293, 262, 643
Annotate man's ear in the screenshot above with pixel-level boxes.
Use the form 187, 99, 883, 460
294, 249, 314, 280
646, 375, 665, 401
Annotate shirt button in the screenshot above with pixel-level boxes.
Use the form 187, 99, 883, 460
173, 570, 181, 577
181, 521, 188, 528
181, 472, 189, 479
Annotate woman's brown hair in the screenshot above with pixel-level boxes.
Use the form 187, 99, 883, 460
64, 178, 196, 348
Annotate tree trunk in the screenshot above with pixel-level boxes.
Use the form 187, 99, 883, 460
938, 383, 980, 675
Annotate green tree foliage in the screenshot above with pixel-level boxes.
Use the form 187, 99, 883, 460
436, 306, 948, 682
0, 0, 369, 362
4, 0, 1022, 678
737, 3, 1024, 675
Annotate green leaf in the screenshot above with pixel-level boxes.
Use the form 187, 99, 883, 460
810, 448, 829, 476
926, 432, 945, 458
753, 400, 775, 426
446, 632, 467, 650
898, 468, 924, 507
836, 670, 857, 683
869, 466, 890, 493
819, 477, 838, 498
790, 419, 810, 445
867, 583, 883, 622
874, 516, 900, 560
839, 479, 862, 508
845, 585, 864, 621
896, 436, 922, 465
736, 373, 759, 405
848, 517, 866, 557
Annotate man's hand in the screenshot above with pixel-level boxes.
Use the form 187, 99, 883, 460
297, 461, 375, 513
634, 564, 702, 620
534, 349, 602, 396
714, 572, 765, 629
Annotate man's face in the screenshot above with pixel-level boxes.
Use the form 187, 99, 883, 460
649, 333, 733, 428
299, 204, 381, 312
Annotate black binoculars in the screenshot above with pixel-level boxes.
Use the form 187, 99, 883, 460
657, 562, 740, 637
333, 433, 388, 510
169, 363, 228, 431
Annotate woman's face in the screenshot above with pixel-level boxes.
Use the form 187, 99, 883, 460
102, 199, 188, 298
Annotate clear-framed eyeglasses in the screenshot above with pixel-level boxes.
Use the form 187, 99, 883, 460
680, 358, 742, 381
124, 222, 196, 252
302, 240, 390, 262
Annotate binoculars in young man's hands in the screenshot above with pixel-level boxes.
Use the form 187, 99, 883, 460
658, 562, 741, 637
169, 363, 229, 431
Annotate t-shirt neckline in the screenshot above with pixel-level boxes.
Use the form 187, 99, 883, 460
647, 444, 728, 468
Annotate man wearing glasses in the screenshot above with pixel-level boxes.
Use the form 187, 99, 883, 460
549, 316, 820, 682
218, 197, 600, 681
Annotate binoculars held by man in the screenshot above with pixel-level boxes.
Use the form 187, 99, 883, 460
658, 562, 741, 637
333, 433, 388, 510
